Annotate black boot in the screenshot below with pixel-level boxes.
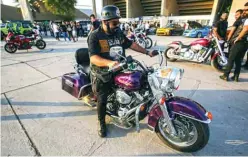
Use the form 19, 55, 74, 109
219, 74, 229, 81
98, 121, 107, 138
230, 75, 239, 82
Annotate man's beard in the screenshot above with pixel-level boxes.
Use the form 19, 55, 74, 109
107, 24, 120, 35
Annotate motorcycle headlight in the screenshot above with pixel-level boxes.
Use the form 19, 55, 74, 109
156, 67, 184, 92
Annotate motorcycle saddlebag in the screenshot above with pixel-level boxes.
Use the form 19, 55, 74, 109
62, 72, 90, 98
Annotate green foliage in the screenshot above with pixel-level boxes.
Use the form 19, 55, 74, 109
44, 0, 77, 20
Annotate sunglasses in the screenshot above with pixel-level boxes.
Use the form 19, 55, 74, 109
108, 21, 120, 27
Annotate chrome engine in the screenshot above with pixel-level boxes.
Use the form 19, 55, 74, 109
180, 44, 208, 61
107, 89, 148, 118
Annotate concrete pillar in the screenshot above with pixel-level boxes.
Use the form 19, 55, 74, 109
161, 0, 179, 16
102, 0, 114, 6
209, 0, 220, 25
126, 0, 145, 18
92, 0, 97, 17
19, 0, 34, 22
228, 0, 247, 26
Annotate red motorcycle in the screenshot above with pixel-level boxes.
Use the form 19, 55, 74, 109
4, 30, 46, 54
164, 35, 228, 72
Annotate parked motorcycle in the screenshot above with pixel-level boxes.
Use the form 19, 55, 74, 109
62, 47, 212, 152
127, 31, 147, 49
4, 30, 46, 53
134, 29, 153, 49
164, 35, 228, 72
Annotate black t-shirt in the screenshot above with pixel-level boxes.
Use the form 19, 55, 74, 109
230, 18, 248, 43
233, 18, 242, 27
213, 20, 228, 39
91, 20, 100, 30
88, 27, 133, 66
60, 24, 67, 32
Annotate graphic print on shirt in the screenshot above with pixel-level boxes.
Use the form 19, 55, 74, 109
109, 46, 123, 61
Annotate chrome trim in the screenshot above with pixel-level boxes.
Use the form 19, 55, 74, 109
172, 112, 211, 124
77, 83, 91, 100
135, 99, 152, 133
161, 103, 177, 135
203, 48, 213, 60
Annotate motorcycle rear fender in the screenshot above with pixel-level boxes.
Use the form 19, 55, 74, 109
147, 96, 211, 131
168, 42, 180, 48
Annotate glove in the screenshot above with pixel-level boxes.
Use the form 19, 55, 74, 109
147, 50, 159, 57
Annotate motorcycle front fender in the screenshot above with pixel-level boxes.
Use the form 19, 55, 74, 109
147, 96, 211, 131
211, 50, 219, 60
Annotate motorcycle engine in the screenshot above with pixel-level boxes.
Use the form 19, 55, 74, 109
108, 89, 147, 117
191, 44, 203, 52
116, 89, 132, 105
184, 50, 194, 59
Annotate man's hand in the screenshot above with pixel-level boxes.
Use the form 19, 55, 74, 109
107, 61, 119, 68
234, 38, 240, 44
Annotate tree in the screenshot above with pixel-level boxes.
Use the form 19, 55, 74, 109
44, 0, 77, 20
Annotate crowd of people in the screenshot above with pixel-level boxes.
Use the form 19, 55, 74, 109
120, 21, 160, 36
33, 21, 92, 42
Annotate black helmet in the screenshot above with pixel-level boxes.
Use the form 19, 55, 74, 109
101, 5, 121, 21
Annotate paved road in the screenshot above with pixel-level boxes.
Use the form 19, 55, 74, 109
1, 36, 248, 156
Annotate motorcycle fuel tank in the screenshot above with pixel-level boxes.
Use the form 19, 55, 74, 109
114, 71, 142, 91
190, 38, 210, 47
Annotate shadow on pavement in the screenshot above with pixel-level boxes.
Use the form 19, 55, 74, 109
1, 90, 247, 155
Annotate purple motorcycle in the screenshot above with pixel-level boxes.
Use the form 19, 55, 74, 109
62, 47, 212, 152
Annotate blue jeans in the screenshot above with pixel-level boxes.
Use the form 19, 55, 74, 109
62, 32, 70, 41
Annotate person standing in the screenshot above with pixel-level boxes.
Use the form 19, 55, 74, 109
43, 24, 47, 36
52, 22, 60, 41
76, 22, 83, 37
66, 21, 75, 42
72, 21, 78, 41
145, 22, 150, 35
90, 14, 100, 32
60, 22, 69, 41
220, 2, 248, 82
213, 13, 228, 40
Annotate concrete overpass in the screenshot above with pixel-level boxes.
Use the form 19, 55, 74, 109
102, 0, 217, 18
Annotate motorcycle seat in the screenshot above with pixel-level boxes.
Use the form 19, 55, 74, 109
178, 41, 190, 48
75, 48, 90, 75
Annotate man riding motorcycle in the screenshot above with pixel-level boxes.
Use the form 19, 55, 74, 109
88, 5, 158, 137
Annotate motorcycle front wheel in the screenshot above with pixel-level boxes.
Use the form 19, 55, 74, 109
36, 40, 46, 49
155, 116, 209, 152
145, 37, 153, 49
164, 47, 177, 62
4, 43, 17, 53
211, 55, 227, 72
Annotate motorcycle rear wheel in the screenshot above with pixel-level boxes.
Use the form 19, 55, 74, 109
155, 116, 209, 152
164, 47, 177, 62
36, 40, 46, 49
4, 43, 17, 53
